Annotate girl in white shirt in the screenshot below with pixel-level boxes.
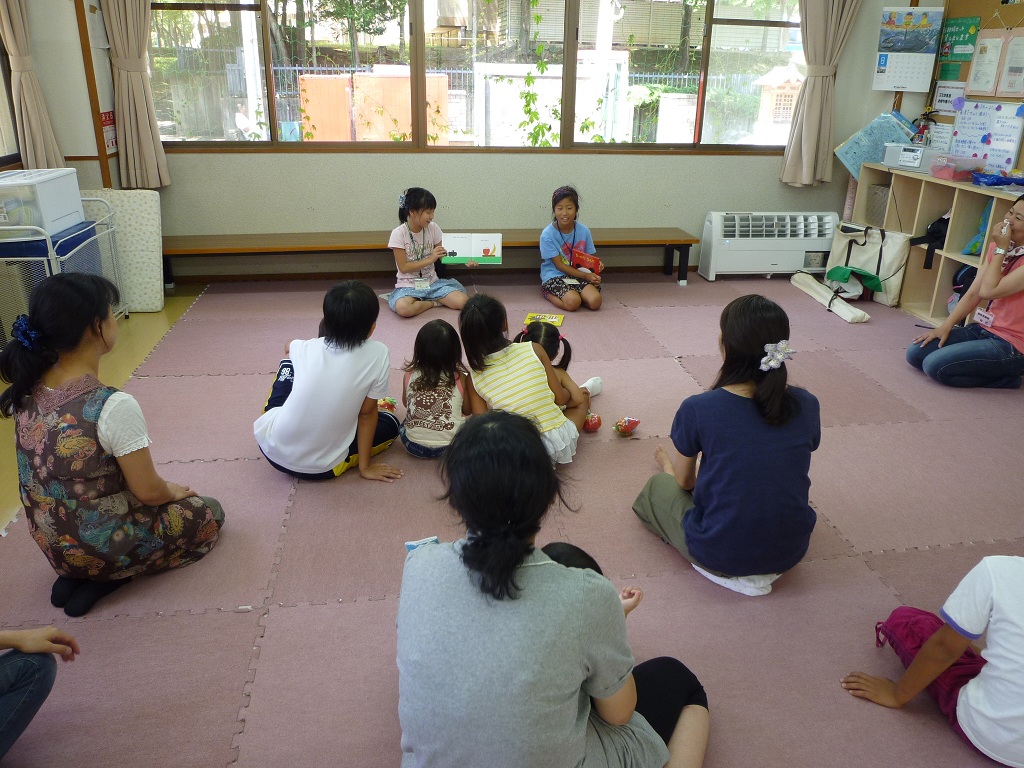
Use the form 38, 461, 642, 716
386, 187, 471, 318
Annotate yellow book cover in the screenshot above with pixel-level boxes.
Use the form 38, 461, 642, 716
524, 312, 565, 327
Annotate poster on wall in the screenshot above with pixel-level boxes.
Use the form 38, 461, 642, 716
873, 8, 944, 91
951, 99, 1024, 173
101, 111, 116, 152
933, 81, 966, 115
87, 2, 109, 49
996, 31, 1024, 97
966, 30, 1008, 96
939, 17, 980, 62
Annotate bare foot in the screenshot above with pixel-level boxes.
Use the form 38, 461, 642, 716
654, 445, 675, 475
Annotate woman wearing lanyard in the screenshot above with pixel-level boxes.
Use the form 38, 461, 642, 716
907, 195, 1024, 388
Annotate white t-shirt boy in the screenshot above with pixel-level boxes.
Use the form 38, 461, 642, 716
253, 337, 390, 475
941, 555, 1024, 767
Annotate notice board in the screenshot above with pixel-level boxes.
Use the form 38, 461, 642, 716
951, 99, 1024, 172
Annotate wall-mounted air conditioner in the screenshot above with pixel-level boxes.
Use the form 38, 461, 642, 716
699, 212, 839, 281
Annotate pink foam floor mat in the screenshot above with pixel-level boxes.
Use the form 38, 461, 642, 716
865, 539, 1024, 613
270, 451, 459, 604
122, 374, 270, 462
0, 518, 65, 628
2, 610, 262, 768
183, 281, 336, 321
567, 357, 702, 441
84, 459, 294, 618
613, 274, 746, 307
0, 460, 294, 623
811, 419, 1024, 552
839, 348, 1024, 421
135, 315, 321, 377
630, 305, 829, 358
233, 601, 403, 768
547, 306, 672, 361
678, 351, 929, 428
6, 273, 1023, 768
625, 558, 992, 768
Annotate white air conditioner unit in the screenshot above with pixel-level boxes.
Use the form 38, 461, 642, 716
698, 212, 839, 281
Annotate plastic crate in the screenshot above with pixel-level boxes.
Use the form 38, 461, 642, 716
0, 198, 125, 352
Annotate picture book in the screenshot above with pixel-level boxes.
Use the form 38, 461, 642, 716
570, 250, 604, 273
441, 233, 502, 264
524, 312, 564, 327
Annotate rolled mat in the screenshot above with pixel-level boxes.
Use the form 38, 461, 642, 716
791, 272, 870, 323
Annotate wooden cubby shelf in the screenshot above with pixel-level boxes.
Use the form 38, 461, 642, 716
853, 163, 1023, 326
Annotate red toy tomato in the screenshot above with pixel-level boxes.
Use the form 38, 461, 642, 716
583, 412, 602, 433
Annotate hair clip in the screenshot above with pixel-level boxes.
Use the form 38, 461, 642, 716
398, 191, 407, 208
521, 326, 529, 336
12, 315, 39, 351
759, 340, 794, 372
558, 334, 565, 341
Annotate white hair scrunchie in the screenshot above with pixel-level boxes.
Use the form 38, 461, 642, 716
759, 340, 794, 372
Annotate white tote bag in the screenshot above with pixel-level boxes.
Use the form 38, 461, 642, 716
825, 223, 910, 307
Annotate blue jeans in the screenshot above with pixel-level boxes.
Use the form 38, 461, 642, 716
906, 323, 1024, 388
399, 426, 447, 459
0, 651, 57, 759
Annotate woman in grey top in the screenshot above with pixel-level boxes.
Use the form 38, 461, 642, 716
396, 411, 710, 768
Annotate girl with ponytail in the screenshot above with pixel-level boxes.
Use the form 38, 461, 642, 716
633, 294, 821, 597
397, 411, 710, 768
1, 274, 225, 617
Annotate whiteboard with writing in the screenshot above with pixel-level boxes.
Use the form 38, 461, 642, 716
951, 99, 1024, 172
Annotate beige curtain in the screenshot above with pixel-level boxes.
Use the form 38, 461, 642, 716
101, 0, 170, 189
0, 0, 64, 168
780, 0, 864, 187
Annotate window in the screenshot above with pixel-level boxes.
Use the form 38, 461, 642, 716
149, 0, 800, 148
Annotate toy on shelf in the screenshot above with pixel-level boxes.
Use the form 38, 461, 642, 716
614, 417, 640, 436
583, 412, 602, 433
378, 397, 397, 413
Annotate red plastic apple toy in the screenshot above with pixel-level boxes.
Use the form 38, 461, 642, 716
583, 412, 602, 433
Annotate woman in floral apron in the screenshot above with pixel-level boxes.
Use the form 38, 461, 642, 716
0, 274, 224, 616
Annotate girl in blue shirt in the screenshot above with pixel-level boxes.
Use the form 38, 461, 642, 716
632, 294, 821, 597
539, 186, 602, 312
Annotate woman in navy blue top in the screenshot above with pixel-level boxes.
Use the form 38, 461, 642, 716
633, 295, 820, 596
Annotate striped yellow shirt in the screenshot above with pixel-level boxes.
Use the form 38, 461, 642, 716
472, 343, 567, 433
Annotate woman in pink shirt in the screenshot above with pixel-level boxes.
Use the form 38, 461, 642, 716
907, 195, 1024, 388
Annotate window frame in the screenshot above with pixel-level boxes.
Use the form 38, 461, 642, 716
150, 0, 798, 153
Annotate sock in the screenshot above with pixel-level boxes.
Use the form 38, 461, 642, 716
63, 577, 132, 617
691, 564, 780, 597
51, 576, 89, 608
582, 376, 603, 397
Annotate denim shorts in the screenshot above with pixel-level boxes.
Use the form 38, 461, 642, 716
387, 279, 467, 312
400, 426, 448, 458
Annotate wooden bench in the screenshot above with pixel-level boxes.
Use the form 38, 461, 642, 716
162, 226, 700, 283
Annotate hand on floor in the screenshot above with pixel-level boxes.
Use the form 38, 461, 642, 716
840, 672, 902, 708
360, 463, 405, 483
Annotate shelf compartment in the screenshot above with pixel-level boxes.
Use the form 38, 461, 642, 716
886, 174, 922, 233
899, 244, 940, 311
947, 188, 995, 255
914, 183, 955, 236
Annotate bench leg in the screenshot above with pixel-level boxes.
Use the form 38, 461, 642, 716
677, 245, 691, 285
663, 245, 674, 276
